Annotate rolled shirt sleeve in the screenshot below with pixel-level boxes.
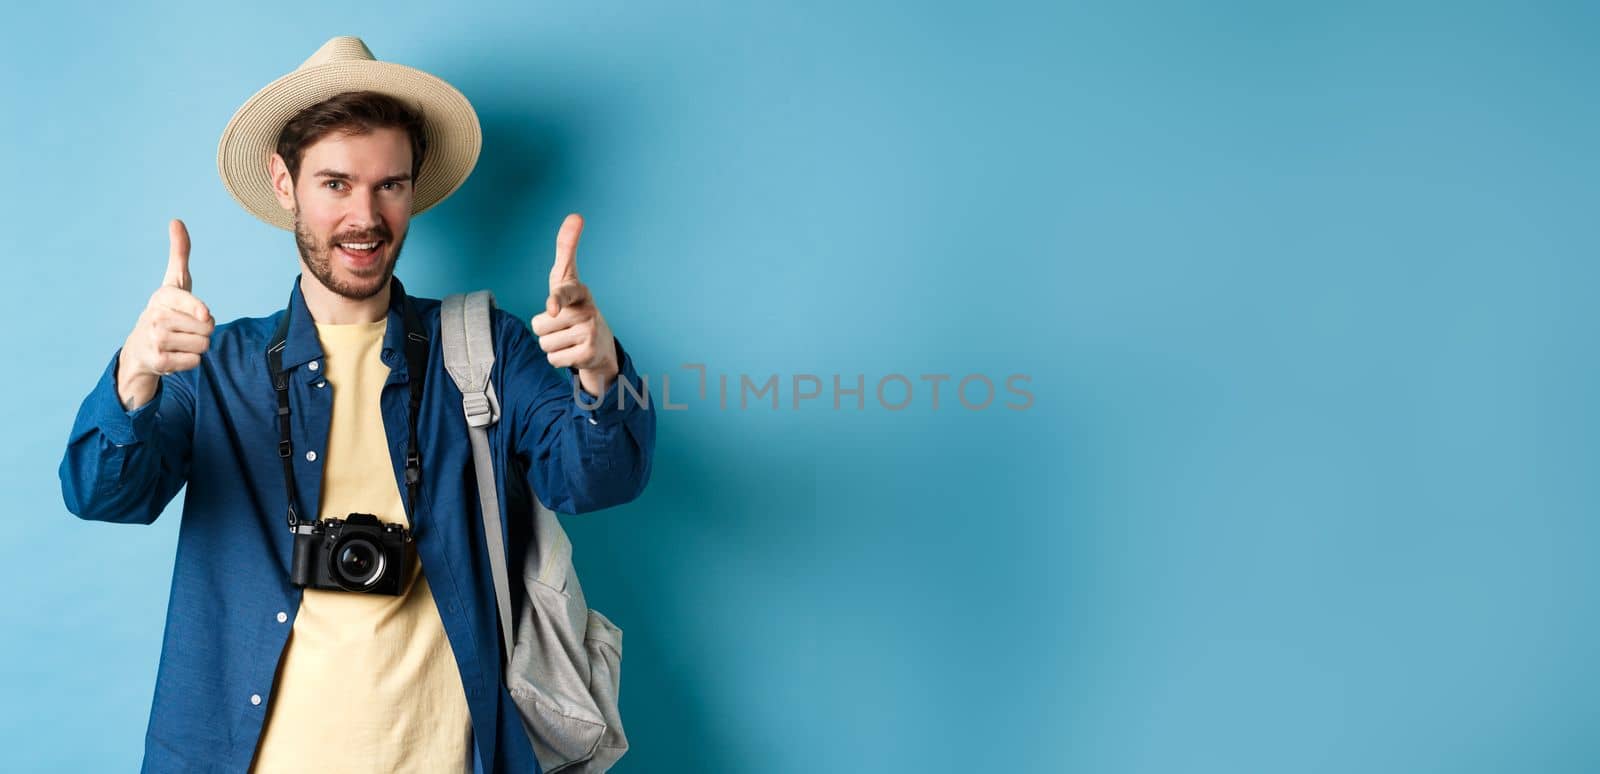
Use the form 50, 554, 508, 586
59, 346, 195, 524
498, 308, 656, 515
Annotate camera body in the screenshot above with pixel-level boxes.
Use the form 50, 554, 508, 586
290, 513, 410, 595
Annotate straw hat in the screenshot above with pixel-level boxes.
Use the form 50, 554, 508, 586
217, 36, 482, 231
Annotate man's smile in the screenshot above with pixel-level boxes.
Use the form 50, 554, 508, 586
334, 239, 385, 269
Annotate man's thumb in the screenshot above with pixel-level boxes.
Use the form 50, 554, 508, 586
165, 219, 192, 291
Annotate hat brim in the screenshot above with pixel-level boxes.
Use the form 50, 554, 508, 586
217, 60, 481, 231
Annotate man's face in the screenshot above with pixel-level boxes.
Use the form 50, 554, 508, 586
270, 127, 414, 301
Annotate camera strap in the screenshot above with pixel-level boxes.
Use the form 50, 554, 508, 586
265, 276, 430, 535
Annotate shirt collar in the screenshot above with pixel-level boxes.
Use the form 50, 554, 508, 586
278, 274, 414, 379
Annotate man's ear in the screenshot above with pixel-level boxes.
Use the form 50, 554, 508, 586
268, 153, 296, 212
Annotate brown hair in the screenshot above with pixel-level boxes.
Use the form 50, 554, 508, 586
275, 90, 428, 185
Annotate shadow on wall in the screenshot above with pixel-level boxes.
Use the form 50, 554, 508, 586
570, 412, 820, 774
426, 96, 570, 309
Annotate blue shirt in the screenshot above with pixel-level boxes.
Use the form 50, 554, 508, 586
58, 275, 656, 773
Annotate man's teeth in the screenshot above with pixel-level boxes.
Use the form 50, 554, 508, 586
340, 242, 379, 250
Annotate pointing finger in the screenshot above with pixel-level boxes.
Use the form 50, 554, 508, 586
165, 219, 192, 291
548, 213, 583, 291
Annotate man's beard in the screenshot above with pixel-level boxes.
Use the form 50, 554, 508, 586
293, 207, 405, 301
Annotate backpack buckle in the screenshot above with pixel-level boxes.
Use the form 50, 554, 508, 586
462, 382, 500, 428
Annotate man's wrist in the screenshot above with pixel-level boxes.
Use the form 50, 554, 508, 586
575, 363, 619, 399
116, 346, 159, 412
572, 340, 622, 399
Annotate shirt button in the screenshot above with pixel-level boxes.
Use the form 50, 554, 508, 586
314, 380, 326, 389
308, 361, 320, 371
250, 694, 262, 706
587, 417, 599, 426
305, 450, 317, 462
276, 611, 288, 623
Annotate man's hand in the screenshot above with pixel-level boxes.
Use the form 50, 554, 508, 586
116, 219, 215, 411
530, 213, 619, 399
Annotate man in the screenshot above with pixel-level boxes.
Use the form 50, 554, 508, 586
57, 36, 655, 773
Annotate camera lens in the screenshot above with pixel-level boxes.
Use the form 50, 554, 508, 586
334, 537, 386, 589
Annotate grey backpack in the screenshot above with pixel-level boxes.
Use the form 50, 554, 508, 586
440, 290, 629, 773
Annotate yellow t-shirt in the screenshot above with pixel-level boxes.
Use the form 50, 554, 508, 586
251, 317, 474, 774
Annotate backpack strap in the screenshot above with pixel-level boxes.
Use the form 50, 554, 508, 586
440, 291, 517, 665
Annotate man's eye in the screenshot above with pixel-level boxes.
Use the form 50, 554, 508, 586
324, 180, 344, 191
382, 182, 397, 190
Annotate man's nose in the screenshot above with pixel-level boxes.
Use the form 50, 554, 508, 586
345, 189, 384, 233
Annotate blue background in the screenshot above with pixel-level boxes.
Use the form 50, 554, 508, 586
2, 1, 1595, 772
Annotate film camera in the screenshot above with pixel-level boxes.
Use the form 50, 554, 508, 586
290, 513, 410, 595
